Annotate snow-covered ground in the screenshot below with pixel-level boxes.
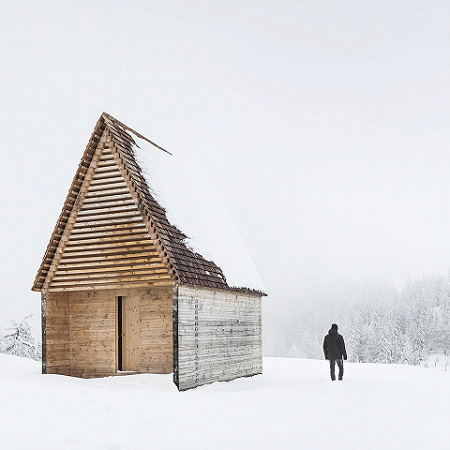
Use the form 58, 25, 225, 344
1, 355, 449, 450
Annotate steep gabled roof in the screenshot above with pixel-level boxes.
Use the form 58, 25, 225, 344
33, 113, 265, 295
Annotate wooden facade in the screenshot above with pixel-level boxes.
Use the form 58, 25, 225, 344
176, 285, 262, 390
33, 113, 265, 390
43, 287, 173, 377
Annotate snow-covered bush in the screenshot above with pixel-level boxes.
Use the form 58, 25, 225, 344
0, 315, 41, 361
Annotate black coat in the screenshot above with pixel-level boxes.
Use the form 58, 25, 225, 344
323, 329, 347, 360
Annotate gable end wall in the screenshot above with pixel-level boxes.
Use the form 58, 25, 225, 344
47, 140, 173, 291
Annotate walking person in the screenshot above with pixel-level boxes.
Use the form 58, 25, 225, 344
323, 323, 347, 381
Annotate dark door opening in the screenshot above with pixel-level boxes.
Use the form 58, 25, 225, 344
117, 296, 123, 371
117, 295, 139, 372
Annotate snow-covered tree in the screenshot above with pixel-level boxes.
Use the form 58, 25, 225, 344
0, 315, 41, 361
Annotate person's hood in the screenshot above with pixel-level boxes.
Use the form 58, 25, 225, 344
328, 328, 338, 335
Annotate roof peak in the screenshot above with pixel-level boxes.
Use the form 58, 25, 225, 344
102, 112, 172, 156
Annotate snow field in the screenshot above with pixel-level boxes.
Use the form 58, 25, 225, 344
0, 354, 449, 450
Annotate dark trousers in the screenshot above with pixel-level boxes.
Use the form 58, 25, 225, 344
329, 359, 344, 380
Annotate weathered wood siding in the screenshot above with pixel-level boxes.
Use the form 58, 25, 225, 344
67, 290, 116, 377
44, 291, 70, 375
122, 294, 140, 371
175, 285, 262, 390
139, 287, 173, 373
43, 287, 173, 378
48, 144, 172, 291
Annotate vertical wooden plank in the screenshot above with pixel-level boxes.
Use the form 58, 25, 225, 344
122, 295, 139, 371
45, 291, 69, 375
173, 285, 179, 388
41, 290, 47, 374
67, 290, 116, 376
138, 286, 173, 374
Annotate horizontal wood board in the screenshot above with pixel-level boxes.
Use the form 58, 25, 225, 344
176, 285, 262, 390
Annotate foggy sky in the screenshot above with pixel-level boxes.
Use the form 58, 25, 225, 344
1, 0, 449, 331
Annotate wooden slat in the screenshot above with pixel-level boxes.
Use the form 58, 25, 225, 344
72, 216, 143, 228
76, 195, 135, 207
69, 224, 146, 237
52, 271, 171, 284
57, 263, 166, 275
100, 154, 115, 161
51, 276, 173, 289
58, 254, 161, 266
96, 160, 117, 168
63, 232, 151, 246
91, 171, 123, 181
81, 192, 134, 204
59, 244, 158, 258
59, 254, 160, 267
81, 205, 130, 216
77, 207, 140, 220
89, 176, 127, 187
64, 239, 155, 252
87, 182, 128, 194
87, 179, 127, 190
71, 210, 141, 223
84, 187, 131, 198
93, 165, 124, 174
53, 268, 169, 282
49, 281, 173, 291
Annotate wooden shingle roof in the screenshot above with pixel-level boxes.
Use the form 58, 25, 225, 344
33, 113, 265, 295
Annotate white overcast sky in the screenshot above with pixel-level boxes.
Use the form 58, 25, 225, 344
0, 0, 449, 331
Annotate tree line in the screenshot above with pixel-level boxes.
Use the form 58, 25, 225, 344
264, 273, 450, 366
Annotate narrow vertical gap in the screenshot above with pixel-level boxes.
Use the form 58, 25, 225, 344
118, 296, 123, 371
